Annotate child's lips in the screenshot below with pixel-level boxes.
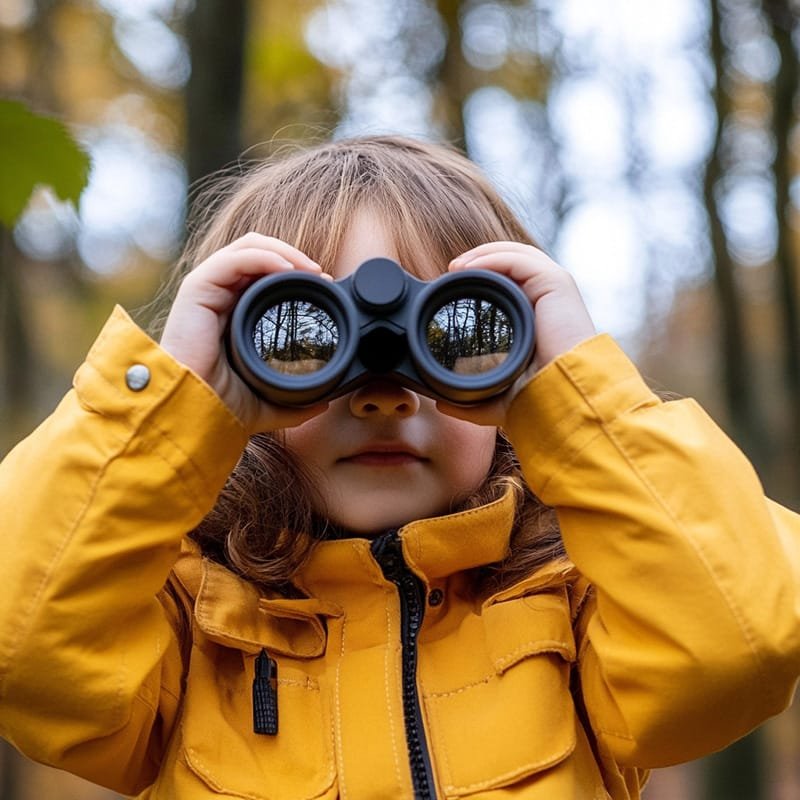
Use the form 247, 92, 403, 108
339, 445, 426, 467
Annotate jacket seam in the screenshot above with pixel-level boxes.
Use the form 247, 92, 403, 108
84, 362, 230, 506
536, 428, 607, 498
0, 422, 206, 706
545, 357, 765, 679
601, 415, 764, 676
556, 361, 767, 685
0, 435, 121, 696
383, 589, 405, 794
439, 735, 576, 795
334, 611, 349, 800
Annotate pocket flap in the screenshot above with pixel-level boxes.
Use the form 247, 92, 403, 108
423, 590, 578, 796
194, 559, 340, 657
484, 588, 576, 673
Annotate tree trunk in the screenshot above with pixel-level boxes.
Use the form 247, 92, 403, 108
0, 233, 34, 433
433, 0, 468, 149
760, 0, 800, 497
701, 0, 766, 466
185, 0, 249, 188
702, 3, 767, 791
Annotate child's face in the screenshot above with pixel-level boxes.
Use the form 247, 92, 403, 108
281, 211, 497, 535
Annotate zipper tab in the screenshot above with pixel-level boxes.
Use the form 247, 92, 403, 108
253, 649, 278, 735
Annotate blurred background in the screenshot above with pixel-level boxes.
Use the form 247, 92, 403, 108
1, 0, 800, 797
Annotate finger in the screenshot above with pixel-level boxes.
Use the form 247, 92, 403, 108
450, 251, 561, 282
450, 241, 551, 266
451, 247, 560, 277
224, 232, 321, 272
250, 400, 331, 434
188, 248, 297, 288
434, 397, 507, 427
448, 253, 576, 311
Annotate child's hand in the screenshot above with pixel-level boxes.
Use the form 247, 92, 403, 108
160, 233, 330, 434
439, 242, 596, 426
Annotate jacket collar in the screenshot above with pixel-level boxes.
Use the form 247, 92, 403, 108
293, 487, 517, 599
173, 487, 574, 656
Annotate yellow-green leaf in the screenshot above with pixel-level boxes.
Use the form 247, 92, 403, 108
0, 98, 91, 227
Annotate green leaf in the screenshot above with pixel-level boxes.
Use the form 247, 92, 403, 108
0, 98, 91, 227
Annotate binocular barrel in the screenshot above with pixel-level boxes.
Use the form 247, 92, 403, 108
227, 258, 535, 406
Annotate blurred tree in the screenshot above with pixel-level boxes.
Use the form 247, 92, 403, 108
185, 0, 248, 187
761, 0, 800, 463
432, 0, 554, 154
703, 0, 768, 466
433, 0, 468, 146
245, 1, 338, 146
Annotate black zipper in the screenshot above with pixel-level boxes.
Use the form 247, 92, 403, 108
371, 530, 437, 800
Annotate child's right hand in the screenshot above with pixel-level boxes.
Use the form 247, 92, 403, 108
160, 232, 330, 434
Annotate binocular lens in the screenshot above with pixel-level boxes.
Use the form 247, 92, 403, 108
426, 297, 512, 376
252, 300, 340, 376
228, 258, 535, 406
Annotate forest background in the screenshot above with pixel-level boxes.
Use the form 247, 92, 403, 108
1, 0, 800, 798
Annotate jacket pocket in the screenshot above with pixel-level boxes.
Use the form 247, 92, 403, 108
422, 589, 577, 797
180, 644, 336, 800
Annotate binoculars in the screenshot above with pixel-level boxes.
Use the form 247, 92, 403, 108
227, 258, 535, 406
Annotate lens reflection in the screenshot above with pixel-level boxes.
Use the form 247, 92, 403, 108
253, 300, 339, 374
427, 297, 512, 374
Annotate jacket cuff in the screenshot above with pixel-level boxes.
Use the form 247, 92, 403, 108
72, 305, 249, 504
504, 334, 660, 496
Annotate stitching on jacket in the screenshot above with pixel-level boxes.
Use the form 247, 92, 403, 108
88, 361, 204, 498
441, 739, 577, 795
424, 675, 493, 698
426, 690, 453, 791
134, 684, 159, 715
334, 612, 348, 800
158, 682, 182, 705
383, 590, 404, 793
402, 492, 510, 546
558, 355, 767, 716
493, 639, 573, 671
598, 414, 765, 679
276, 676, 319, 690
595, 726, 636, 742
195, 616, 324, 658
0, 436, 118, 693
82, 359, 236, 513
536, 428, 606, 498
350, 540, 384, 585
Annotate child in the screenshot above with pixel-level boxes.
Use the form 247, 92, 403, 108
1, 135, 799, 800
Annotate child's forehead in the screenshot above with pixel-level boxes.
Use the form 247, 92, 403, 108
325, 206, 447, 282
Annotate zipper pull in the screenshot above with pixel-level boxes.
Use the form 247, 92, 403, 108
253, 649, 278, 735
371, 529, 402, 579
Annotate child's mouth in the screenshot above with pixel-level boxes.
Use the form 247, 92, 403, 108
340, 444, 426, 467
342, 451, 423, 466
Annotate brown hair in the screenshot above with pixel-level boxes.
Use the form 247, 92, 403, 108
150, 135, 564, 595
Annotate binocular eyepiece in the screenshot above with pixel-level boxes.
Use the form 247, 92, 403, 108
227, 258, 535, 406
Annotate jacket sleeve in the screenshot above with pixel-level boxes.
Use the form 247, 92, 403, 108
0, 306, 249, 793
504, 334, 800, 768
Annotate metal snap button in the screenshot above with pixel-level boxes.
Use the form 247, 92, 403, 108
125, 364, 151, 391
428, 588, 444, 607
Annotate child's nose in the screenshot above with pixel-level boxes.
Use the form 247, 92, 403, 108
348, 381, 421, 418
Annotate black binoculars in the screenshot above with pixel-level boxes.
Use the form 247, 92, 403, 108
227, 258, 535, 406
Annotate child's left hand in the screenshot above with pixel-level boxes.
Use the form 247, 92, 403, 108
439, 241, 596, 426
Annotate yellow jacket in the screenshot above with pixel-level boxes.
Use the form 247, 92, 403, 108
1, 306, 799, 800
